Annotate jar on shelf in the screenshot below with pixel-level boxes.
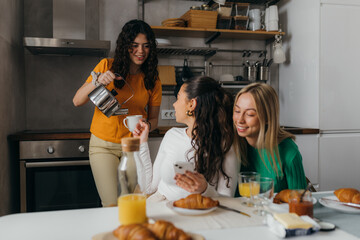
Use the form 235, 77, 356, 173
217, 16, 233, 29
234, 15, 249, 30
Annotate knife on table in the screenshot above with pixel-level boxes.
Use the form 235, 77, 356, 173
219, 205, 251, 217
321, 198, 360, 209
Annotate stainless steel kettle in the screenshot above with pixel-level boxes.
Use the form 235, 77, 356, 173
88, 85, 121, 118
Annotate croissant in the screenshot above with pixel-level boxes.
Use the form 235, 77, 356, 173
146, 220, 192, 240
334, 188, 360, 204
173, 193, 219, 209
273, 189, 293, 204
113, 223, 157, 240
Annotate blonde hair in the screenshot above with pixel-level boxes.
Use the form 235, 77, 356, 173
233, 83, 295, 177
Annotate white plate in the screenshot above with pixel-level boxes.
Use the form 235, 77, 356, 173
156, 38, 171, 46
319, 195, 360, 214
268, 197, 317, 213
166, 201, 218, 216
92, 231, 205, 240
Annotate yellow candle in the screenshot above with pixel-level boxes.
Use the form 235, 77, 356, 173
239, 182, 260, 198
118, 194, 147, 225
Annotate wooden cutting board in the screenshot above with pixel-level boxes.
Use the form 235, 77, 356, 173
158, 65, 176, 85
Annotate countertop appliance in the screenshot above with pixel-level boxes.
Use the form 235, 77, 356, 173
15, 132, 101, 212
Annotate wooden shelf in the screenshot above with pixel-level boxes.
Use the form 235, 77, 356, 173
151, 26, 284, 41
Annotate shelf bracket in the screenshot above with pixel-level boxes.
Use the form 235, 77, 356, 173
205, 32, 221, 45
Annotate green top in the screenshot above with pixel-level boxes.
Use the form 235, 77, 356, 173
241, 138, 307, 193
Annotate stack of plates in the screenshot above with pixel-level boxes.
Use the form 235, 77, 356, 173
161, 18, 186, 27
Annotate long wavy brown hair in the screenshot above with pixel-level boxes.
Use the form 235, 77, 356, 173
233, 83, 295, 177
111, 19, 158, 90
184, 76, 234, 187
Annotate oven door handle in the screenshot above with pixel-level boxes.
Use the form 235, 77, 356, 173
25, 160, 90, 168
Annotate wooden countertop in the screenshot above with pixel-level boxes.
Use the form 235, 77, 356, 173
8, 126, 319, 141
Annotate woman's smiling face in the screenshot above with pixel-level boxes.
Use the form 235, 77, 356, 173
233, 92, 260, 146
128, 33, 150, 67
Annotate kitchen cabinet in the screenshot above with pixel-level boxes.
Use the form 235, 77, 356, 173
294, 134, 319, 190
319, 133, 360, 191
279, 0, 360, 190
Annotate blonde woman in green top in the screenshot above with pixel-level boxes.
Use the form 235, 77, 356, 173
233, 83, 307, 193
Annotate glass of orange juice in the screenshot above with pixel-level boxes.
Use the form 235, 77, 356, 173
238, 172, 260, 206
118, 193, 147, 225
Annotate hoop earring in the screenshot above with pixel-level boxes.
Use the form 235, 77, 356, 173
186, 110, 194, 116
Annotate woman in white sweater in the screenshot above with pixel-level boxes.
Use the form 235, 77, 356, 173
134, 76, 239, 201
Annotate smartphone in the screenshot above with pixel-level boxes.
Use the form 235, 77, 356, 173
173, 161, 195, 175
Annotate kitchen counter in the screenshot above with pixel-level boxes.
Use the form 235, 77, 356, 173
8, 126, 319, 141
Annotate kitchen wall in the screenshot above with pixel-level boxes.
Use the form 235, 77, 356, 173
23, 0, 277, 130
0, 0, 278, 215
0, 0, 25, 216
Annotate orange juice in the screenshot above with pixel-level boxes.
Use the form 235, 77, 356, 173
239, 182, 260, 197
118, 194, 147, 225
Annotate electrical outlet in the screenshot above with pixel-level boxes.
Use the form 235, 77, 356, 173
161, 110, 176, 120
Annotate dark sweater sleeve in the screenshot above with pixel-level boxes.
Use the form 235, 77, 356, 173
285, 151, 307, 189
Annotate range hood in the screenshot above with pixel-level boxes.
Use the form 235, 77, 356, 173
24, 37, 110, 57
24, 0, 110, 57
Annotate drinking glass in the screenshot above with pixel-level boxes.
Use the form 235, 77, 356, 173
251, 177, 274, 215
118, 193, 147, 225
238, 172, 260, 206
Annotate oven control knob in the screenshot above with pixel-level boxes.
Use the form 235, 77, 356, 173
78, 145, 85, 153
47, 146, 55, 154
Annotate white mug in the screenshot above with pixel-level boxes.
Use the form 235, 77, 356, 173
123, 115, 142, 132
268, 5, 278, 21
249, 21, 263, 31
267, 20, 278, 31
249, 9, 261, 21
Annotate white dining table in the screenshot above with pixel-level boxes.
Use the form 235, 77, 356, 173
0, 191, 359, 240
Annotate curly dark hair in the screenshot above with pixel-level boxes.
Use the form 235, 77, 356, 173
183, 76, 234, 187
111, 19, 158, 90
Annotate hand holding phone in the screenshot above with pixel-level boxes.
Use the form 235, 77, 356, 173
173, 161, 195, 175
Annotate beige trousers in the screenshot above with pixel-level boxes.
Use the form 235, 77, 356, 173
89, 134, 122, 207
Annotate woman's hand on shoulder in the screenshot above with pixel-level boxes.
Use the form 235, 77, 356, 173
174, 171, 207, 194
98, 70, 119, 85
133, 120, 149, 144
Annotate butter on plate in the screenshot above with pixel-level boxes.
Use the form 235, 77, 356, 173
274, 213, 313, 229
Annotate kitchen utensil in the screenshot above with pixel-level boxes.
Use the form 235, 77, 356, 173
320, 197, 360, 209
88, 85, 121, 118
218, 205, 251, 217
267, 58, 273, 67
259, 66, 269, 81
247, 66, 257, 82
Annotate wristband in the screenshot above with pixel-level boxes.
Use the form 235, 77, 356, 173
91, 71, 101, 87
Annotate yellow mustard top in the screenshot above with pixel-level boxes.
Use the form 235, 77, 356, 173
86, 58, 162, 143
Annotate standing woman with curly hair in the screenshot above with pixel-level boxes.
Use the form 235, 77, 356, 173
73, 19, 162, 206
133, 76, 238, 201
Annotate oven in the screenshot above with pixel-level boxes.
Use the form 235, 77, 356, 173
19, 139, 101, 212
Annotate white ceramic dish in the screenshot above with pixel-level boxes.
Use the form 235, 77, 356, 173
268, 197, 317, 213
156, 38, 171, 46
319, 195, 360, 214
166, 201, 218, 216
92, 231, 204, 240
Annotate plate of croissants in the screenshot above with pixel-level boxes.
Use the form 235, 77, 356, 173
92, 220, 204, 240
166, 194, 219, 216
319, 188, 360, 214
269, 189, 317, 213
